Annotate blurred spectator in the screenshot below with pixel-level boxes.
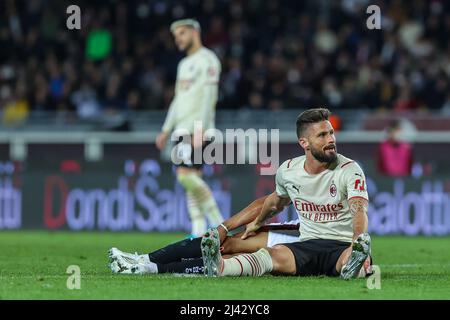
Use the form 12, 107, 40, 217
246, 91, 264, 109
0, 0, 449, 118
393, 84, 419, 111
329, 114, 342, 132
2, 82, 29, 125
85, 27, 112, 61
441, 93, 450, 115
70, 80, 101, 119
377, 119, 413, 177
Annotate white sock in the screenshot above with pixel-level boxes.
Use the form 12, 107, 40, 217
198, 189, 224, 227
141, 261, 158, 274
137, 254, 158, 273
220, 248, 273, 277
186, 191, 207, 237
189, 174, 224, 226
177, 173, 209, 236
177, 172, 224, 228
139, 254, 150, 264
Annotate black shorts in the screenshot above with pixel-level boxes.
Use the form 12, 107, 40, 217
173, 135, 213, 169
282, 239, 351, 277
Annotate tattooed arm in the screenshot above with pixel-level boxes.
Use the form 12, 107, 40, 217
349, 197, 369, 240
217, 195, 268, 243
241, 191, 291, 240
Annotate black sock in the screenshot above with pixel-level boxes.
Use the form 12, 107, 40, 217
148, 237, 202, 264
156, 258, 204, 274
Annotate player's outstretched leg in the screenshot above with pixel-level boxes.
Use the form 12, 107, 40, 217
109, 242, 208, 275
340, 233, 371, 280
147, 237, 203, 264
201, 228, 273, 277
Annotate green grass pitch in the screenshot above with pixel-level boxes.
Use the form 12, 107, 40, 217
0, 231, 449, 300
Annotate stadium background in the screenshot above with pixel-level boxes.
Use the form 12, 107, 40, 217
1, 0, 449, 234
0, 0, 450, 300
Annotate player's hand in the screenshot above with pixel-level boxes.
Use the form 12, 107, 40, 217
156, 132, 169, 150
241, 220, 262, 240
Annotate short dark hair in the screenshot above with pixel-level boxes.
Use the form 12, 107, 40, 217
296, 108, 331, 138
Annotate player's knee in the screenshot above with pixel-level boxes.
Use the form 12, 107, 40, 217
176, 172, 204, 192
267, 246, 296, 275
176, 173, 190, 188
177, 173, 196, 192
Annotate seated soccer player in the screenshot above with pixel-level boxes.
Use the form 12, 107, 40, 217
201, 108, 372, 279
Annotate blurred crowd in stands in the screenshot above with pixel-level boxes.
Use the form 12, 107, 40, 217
0, 0, 449, 125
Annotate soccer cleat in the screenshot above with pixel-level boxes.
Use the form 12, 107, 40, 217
127, 263, 150, 275
109, 259, 136, 274
109, 254, 154, 275
110, 261, 146, 274
341, 233, 371, 280
108, 247, 158, 274
109, 250, 135, 273
109, 260, 121, 273
109, 247, 138, 264
108, 247, 149, 265
201, 228, 222, 277
357, 256, 374, 278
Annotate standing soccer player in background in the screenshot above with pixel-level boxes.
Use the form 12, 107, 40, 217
156, 19, 224, 237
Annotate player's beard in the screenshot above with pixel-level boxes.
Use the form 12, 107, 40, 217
310, 144, 338, 164
183, 39, 194, 53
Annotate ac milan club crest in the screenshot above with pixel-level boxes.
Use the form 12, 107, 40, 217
330, 183, 337, 197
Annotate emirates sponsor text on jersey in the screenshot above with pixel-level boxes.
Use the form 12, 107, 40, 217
293, 200, 344, 222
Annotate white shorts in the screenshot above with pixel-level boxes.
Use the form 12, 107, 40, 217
267, 232, 299, 247
266, 218, 299, 247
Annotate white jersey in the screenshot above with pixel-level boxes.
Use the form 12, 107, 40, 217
275, 154, 369, 243
162, 47, 221, 134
